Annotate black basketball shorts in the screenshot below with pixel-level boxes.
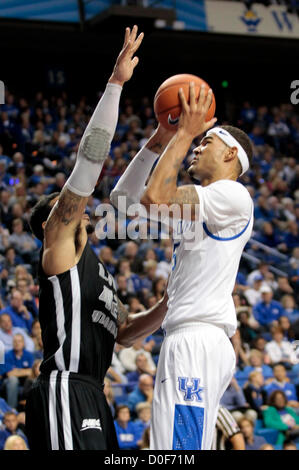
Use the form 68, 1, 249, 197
25, 371, 118, 450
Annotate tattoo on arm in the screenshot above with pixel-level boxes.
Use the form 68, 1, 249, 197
169, 185, 199, 206
117, 298, 129, 326
46, 188, 83, 229
147, 142, 163, 153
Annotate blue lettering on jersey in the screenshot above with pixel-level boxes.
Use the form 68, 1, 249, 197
178, 377, 203, 402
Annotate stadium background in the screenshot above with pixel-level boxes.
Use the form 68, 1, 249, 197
0, 0, 299, 451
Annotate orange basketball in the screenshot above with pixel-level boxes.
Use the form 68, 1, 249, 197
154, 73, 216, 131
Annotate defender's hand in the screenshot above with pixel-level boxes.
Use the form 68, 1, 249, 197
109, 25, 144, 87
178, 82, 217, 138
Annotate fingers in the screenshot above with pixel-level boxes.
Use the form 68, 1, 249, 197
178, 88, 188, 112
198, 84, 207, 110
130, 24, 138, 43
204, 88, 214, 114
131, 32, 144, 54
203, 117, 217, 133
122, 27, 130, 48
189, 82, 196, 112
131, 56, 139, 69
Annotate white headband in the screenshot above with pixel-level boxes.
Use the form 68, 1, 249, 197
206, 127, 249, 176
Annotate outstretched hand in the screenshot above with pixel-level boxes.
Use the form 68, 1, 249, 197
178, 82, 217, 138
109, 25, 144, 87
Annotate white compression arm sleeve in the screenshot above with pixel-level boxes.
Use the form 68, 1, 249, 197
65, 83, 122, 197
110, 146, 159, 211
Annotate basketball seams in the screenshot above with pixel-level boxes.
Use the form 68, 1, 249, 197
154, 74, 215, 129
154, 81, 206, 102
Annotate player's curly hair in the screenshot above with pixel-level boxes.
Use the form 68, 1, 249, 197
220, 125, 253, 176
29, 192, 59, 242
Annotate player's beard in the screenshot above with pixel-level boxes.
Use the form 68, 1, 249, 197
187, 164, 199, 181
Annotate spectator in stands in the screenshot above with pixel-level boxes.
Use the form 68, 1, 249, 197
259, 443, 275, 450
0, 411, 28, 450
126, 353, 156, 388
281, 295, 299, 324
237, 307, 259, 346
278, 316, 296, 341
220, 377, 256, 423
127, 296, 145, 314
141, 260, 158, 292
30, 319, 42, 351
0, 290, 33, 333
14, 265, 34, 288
274, 277, 295, 302
114, 405, 139, 450
152, 277, 166, 302
231, 328, 250, 369
265, 327, 297, 367
106, 363, 127, 394
21, 359, 41, 403
2, 247, 23, 279
119, 338, 156, 374
283, 221, 299, 253
244, 275, 263, 306
1, 333, 34, 408
15, 277, 38, 318
123, 241, 143, 274
104, 377, 115, 418
0, 313, 34, 352
9, 218, 38, 261
156, 246, 172, 280
263, 390, 299, 445
242, 349, 274, 381
3, 434, 28, 450
243, 371, 268, 419
127, 374, 154, 416
116, 274, 130, 305
99, 246, 117, 276
0, 397, 15, 426
247, 262, 270, 287
117, 258, 142, 294
135, 402, 151, 443
283, 441, 297, 450
139, 427, 150, 450
239, 418, 267, 450
252, 336, 271, 365
253, 285, 284, 329
264, 364, 299, 408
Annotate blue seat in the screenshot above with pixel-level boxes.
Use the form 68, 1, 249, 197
274, 444, 282, 450
255, 428, 279, 445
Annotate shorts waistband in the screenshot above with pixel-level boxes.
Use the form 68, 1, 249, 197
164, 322, 229, 337
38, 371, 104, 391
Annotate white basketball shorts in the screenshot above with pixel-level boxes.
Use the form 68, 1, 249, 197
150, 322, 236, 450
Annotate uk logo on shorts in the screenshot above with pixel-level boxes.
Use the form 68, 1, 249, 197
178, 377, 203, 402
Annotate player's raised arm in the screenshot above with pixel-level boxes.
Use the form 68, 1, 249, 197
141, 83, 217, 219
42, 26, 144, 276
110, 124, 175, 210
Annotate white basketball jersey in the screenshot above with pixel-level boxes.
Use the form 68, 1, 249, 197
162, 179, 254, 338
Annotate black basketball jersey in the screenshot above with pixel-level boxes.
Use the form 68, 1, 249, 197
38, 241, 118, 383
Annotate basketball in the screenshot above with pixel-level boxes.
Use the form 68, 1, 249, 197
154, 73, 216, 131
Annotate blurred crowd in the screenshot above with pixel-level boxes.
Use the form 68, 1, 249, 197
0, 87, 298, 450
